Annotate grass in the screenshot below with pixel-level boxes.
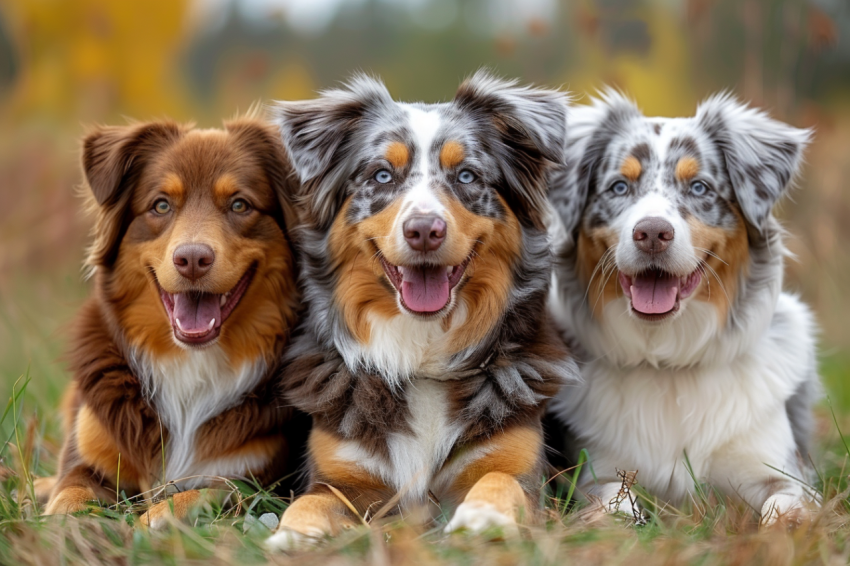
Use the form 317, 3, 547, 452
1, 358, 850, 566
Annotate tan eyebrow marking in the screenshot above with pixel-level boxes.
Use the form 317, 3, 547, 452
676, 157, 700, 181
440, 140, 465, 169
620, 156, 642, 181
385, 142, 409, 168
214, 173, 239, 200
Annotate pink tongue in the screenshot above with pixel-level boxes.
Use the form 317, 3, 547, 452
630, 271, 679, 314
400, 266, 450, 313
172, 293, 222, 333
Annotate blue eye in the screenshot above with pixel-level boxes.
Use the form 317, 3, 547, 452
611, 181, 629, 196
458, 170, 476, 184
690, 181, 708, 196
374, 169, 393, 184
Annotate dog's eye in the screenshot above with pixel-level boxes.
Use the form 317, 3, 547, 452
374, 169, 393, 184
457, 170, 476, 184
153, 199, 171, 214
690, 181, 709, 196
231, 199, 250, 213
611, 181, 629, 196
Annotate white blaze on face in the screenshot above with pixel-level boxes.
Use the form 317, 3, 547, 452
398, 106, 445, 220
614, 187, 694, 276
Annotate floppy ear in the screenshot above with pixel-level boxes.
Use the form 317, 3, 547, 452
225, 117, 299, 233
82, 121, 183, 267
269, 75, 394, 229
550, 90, 641, 246
696, 94, 812, 232
454, 70, 569, 227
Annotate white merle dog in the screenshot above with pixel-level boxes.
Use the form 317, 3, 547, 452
547, 91, 819, 525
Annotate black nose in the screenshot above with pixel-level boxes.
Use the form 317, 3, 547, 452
403, 215, 447, 252
173, 243, 215, 281
633, 217, 674, 254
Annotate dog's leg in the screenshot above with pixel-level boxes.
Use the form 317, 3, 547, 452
138, 489, 232, 529
32, 476, 58, 506
710, 412, 816, 528
266, 489, 358, 551
444, 425, 543, 536
445, 472, 527, 536
45, 466, 113, 515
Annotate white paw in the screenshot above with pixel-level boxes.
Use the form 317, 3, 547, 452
444, 502, 519, 537
264, 526, 324, 553
760, 493, 809, 528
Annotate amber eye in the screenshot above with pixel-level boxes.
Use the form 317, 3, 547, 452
231, 199, 249, 213
153, 199, 171, 214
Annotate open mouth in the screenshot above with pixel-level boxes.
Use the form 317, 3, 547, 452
618, 268, 701, 321
158, 266, 255, 346
380, 255, 471, 316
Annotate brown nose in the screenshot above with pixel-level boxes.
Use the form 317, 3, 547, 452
403, 215, 447, 252
633, 217, 675, 254
173, 243, 215, 281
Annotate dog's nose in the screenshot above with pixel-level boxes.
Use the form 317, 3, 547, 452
403, 215, 447, 252
173, 243, 215, 281
633, 217, 675, 254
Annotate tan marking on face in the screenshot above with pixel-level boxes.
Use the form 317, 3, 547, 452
213, 173, 240, 201
161, 173, 185, 201
385, 141, 410, 169
109, 127, 298, 367
328, 197, 402, 344
676, 157, 700, 182
440, 140, 465, 169
440, 194, 522, 352
576, 225, 621, 319
688, 211, 749, 324
449, 426, 541, 499
620, 156, 642, 181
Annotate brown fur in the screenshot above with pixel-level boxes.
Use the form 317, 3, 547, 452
676, 156, 700, 181
688, 212, 750, 323
439, 141, 465, 169
576, 226, 622, 318
46, 118, 308, 519
385, 142, 410, 169
620, 155, 642, 181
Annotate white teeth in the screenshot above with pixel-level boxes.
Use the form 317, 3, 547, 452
447, 266, 454, 276
220, 295, 227, 307
397, 266, 404, 276
207, 318, 215, 330
176, 318, 184, 332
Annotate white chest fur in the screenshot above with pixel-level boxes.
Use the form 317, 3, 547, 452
132, 347, 266, 488
336, 379, 468, 505
552, 292, 816, 503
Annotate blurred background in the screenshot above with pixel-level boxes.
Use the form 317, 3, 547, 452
0, 0, 848, 447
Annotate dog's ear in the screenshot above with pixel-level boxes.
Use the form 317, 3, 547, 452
270, 75, 393, 229
550, 90, 641, 246
454, 70, 569, 228
696, 94, 812, 232
225, 117, 299, 233
82, 121, 183, 267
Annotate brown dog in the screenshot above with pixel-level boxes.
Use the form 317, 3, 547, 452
42, 116, 308, 525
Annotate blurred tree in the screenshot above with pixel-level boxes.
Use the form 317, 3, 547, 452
0, 0, 190, 122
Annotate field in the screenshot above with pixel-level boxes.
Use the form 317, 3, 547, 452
1, 125, 850, 566
2, 0, 850, 563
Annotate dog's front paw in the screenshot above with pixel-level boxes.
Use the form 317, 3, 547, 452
265, 526, 326, 552
760, 493, 812, 529
444, 501, 519, 537
44, 486, 96, 516
139, 490, 203, 530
